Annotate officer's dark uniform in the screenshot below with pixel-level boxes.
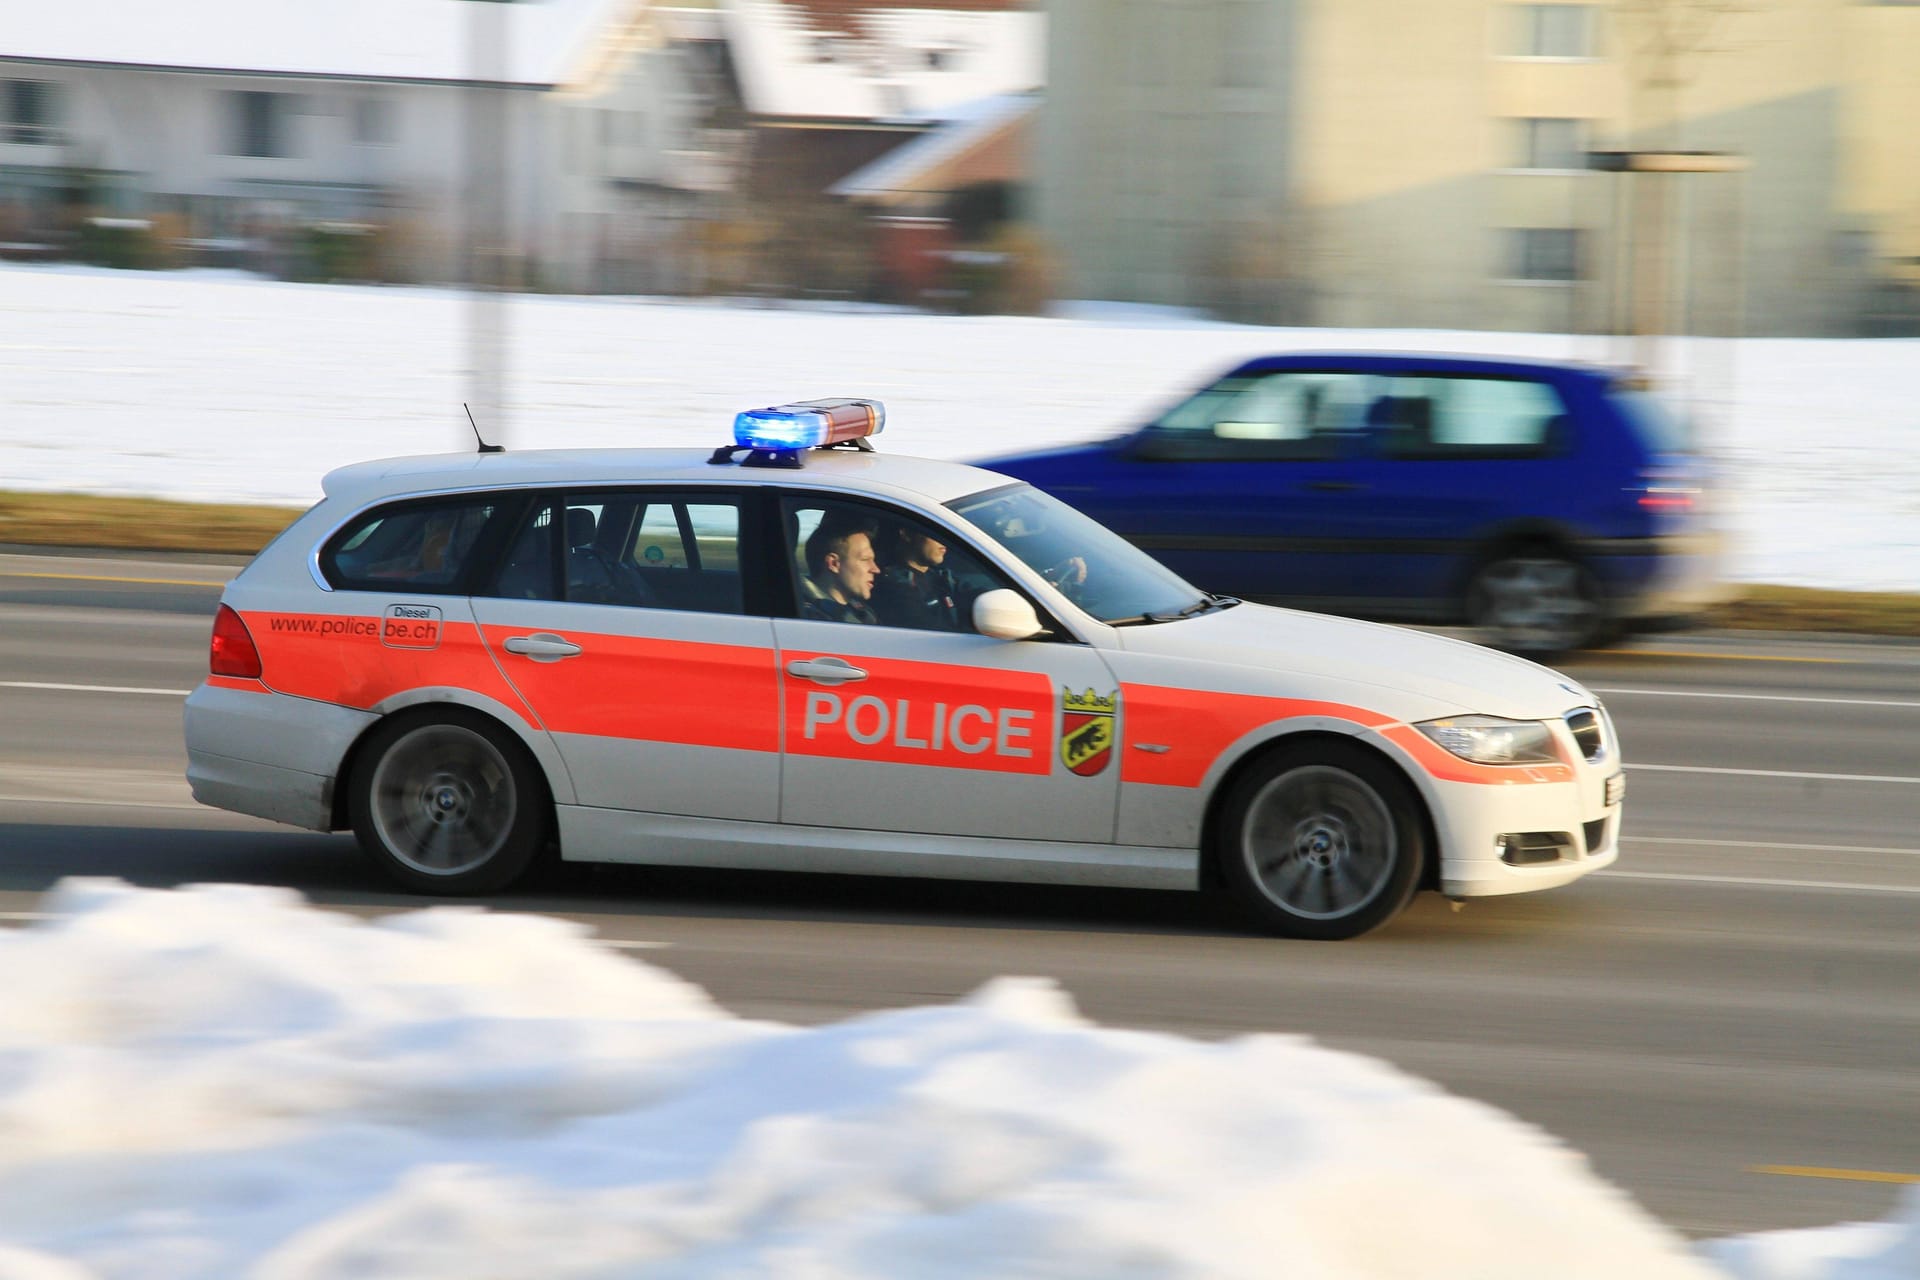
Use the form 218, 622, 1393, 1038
871, 563, 960, 631
801, 591, 878, 625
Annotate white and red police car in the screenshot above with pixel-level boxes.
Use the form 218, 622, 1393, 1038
185, 400, 1623, 939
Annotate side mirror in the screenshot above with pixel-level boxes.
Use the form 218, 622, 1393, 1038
973, 588, 1046, 641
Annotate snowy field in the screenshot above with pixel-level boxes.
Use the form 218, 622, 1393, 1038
2, 265, 1916, 591
0, 879, 1912, 1280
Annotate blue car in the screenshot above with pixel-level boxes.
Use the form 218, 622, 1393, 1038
978, 352, 1726, 655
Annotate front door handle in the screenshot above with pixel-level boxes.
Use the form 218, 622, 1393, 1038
503, 632, 583, 662
1304, 480, 1366, 492
786, 657, 867, 685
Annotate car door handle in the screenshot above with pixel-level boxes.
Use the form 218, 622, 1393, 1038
1303, 480, 1366, 492
786, 657, 867, 685
503, 633, 583, 661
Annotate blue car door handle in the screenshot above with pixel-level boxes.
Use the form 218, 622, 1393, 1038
1304, 480, 1366, 492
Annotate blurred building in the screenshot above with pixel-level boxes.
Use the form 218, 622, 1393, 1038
0, 0, 743, 288
0, 0, 1039, 296
1037, 0, 1920, 336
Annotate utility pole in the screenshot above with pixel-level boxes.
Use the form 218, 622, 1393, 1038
464, 0, 512, 447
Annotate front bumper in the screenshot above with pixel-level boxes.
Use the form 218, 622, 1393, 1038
1427, 736, 1623, 898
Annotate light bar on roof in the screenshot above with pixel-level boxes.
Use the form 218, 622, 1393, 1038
733, 398, 885, 451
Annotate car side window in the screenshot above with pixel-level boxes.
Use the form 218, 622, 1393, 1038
1371, 376, 1571, 459
1143, 371, 1370, 461
780, 495, 1011, 634
321, 498, 501, 594
485, 501, 559, 601
479, 492, 745, 615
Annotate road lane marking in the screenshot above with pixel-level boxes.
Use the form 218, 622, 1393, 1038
1594, 686, 1920, 710
0, 911, 672, 950
1608, 649, 1847, 665
1748, 1165, 1920, 1185
0, 795, 201, 810
0, 571, 224, 587
1630, 763, 1920, 785
0, 681, 193, 696
1630, 836, 1920, 857
1600, 870, 1920, 894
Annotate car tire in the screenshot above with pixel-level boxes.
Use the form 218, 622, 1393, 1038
1465, 549, 1607, 658
349, 709, 550, 895
1213, 740, 1425, 940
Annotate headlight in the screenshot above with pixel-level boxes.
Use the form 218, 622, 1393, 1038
1414, 716, 1560, 765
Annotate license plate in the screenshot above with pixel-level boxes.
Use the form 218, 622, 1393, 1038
1605, 773, 1625, 807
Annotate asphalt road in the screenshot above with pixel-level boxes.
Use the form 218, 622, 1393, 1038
2, 549, 1916, 1240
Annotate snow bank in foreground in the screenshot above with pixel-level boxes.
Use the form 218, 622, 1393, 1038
0, 882, 1908, 1279
2, 265, 1916, 590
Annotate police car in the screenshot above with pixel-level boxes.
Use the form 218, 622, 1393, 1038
184, 399, 1623, 939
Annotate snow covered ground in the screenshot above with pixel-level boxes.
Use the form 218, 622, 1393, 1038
2, 265, 1916, 591
0, 879, 1912, 1280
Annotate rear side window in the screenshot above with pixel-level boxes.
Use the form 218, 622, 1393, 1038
1371, 376, 1570, 459
479, 491, 746, 616
1613, 389, 1693, 454
320, 498, 502, 593
1145, 370, 1371, 460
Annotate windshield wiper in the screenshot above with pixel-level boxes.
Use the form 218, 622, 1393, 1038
1102, 596, 1238, 627
1145, 594, 1238, 623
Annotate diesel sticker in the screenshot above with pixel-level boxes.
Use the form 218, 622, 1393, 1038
381, 603, 444, 650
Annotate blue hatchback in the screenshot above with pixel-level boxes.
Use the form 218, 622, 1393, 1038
978, 352, 1725, 655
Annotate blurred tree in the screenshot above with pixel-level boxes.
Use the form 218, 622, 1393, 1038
1610, 0, 1759, 369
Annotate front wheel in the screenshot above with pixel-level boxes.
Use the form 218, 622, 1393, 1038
1465, 551, 1606, 658
1213, 741, 1425, 940
349, 710, 549, 895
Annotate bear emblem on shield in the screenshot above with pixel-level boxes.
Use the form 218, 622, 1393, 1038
1059, 687, 1118, 777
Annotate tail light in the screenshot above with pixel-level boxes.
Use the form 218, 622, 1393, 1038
1635, 467, 1700, 513
210, 604, 263, 679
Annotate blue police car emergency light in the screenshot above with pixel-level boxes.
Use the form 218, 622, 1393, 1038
733, 398, 885, 452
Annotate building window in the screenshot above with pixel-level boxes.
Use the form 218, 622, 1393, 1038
1507, 4, 1598, 57
227, 90, 294, 158
1511, 117, 1587, 171
1505, 228, 1583, 282
353, 97, 393, 146
4, 79, 61, 145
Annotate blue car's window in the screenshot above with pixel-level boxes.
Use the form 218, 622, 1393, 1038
949, 484, 1209, 625
1145, 370, 1371, 460
1371, 376, 1570, 458
1613, 389, 1693, 454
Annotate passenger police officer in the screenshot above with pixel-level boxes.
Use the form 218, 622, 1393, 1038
800, 516, 881, 624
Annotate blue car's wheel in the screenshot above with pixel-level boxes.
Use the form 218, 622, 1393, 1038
1466, 552, 1606, 656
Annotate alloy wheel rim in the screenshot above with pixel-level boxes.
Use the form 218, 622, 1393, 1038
1241, 765, 1395, 919
1476, 557, 1598, 651
369, 724, 516, 876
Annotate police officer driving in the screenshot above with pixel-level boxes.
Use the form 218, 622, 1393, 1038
872, 523, 963, 631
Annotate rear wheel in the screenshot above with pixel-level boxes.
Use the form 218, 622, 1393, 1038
1466, 550, 1606, 657
1213, 741, 1425, 940
350, 710, 549, 895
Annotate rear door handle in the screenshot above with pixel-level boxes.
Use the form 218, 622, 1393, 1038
503, 633, 583, 662
786, 657, 867, 685
1303, 480, 1366, 492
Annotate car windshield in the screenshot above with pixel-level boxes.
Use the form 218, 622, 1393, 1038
948, 483, 1217, 625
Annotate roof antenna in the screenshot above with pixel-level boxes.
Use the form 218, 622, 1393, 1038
464, 403, 504, 454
